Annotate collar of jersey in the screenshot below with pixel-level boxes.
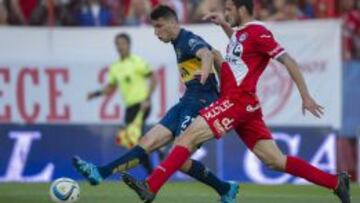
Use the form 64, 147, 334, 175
119, 54, 134, 62
172, 28, 185, 45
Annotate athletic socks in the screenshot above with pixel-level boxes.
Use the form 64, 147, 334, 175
285, 156, 338, 189
186, 159, 230, 196
147, 146, 191, 193
98, 145, 148, 179
140, 154, 154, 175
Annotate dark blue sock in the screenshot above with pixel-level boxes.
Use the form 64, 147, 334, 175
98, 145, 147, 179
186, 160, 230, 196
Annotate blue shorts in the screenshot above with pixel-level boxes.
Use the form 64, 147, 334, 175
159, 91, 218, 137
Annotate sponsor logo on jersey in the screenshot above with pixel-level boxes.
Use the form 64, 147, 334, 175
176, 48, 182, 60
188, 38, 197, 47
188, 38, 204, 51
213, 119, 226, 134
203, 100, 234, 120
221, 117, 235, 130
246, 104, 261, 112
213, 117, 235, 135
239, 33, 248, 42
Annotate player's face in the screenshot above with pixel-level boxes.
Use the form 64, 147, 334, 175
224, 0, 241, 27
151, 17, 176, 43
115, 37, 130, 56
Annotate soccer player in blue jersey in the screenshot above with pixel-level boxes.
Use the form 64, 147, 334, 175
72, 5, 239, 203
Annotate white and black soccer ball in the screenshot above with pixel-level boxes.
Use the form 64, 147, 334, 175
49, 177, 80, 203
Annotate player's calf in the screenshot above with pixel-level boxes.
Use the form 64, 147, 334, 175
138, 124, 173, 153
252, 140, 287, 171
261, 155, 287, 171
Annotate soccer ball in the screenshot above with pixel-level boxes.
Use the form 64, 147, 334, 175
49, 178, 80, 203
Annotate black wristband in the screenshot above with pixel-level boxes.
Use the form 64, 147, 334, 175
93, 90, 103, 97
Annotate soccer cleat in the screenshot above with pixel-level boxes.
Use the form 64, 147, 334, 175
72, 156, 103, 186
334, 171, 351, 203
122, 172, 156, 203
220, 181, 239, 203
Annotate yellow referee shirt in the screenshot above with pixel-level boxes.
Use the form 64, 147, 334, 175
108, 55, 151, 107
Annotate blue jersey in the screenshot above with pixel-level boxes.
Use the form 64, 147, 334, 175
159, 29, 219, 136
172, 29, 218, 94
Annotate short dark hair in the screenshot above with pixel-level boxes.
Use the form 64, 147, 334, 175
115, 33, 131, 45
232, 0, 254, 15
150, 5, 178, 21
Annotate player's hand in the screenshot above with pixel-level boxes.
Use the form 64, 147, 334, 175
200, 67, 210, 85
87, 91, 100, 101
140, 100, 151, 111
87, 92, 95, 101
203, 12, 226, 26
302, 96, 324, 118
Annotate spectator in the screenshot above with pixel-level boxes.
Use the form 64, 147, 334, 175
354, 22, 360, 59
74, 0, 112, 26
254, 0, 272, 20
29, 0, 77, 26
124, 0, 151, 26
341, 0, 360, 60
266, 0, 285, 21
0, 0, 8, 25
5, 0, 39, 25
158, 0, 187, 23
314, 0, 336, 18
298, 0, 315, 18
1, 0, 359, 27
283, 0, 306, 20
103, 0, 124, 25
267, 0, 305, 21
191, 0, 222, 23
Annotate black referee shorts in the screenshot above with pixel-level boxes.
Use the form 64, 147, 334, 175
124, 102, 151, 125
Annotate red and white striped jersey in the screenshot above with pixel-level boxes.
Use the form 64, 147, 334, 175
224, 21, 285, 94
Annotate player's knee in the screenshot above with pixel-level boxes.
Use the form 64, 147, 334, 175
174, 135, 197, 151
138, 135, 155, 153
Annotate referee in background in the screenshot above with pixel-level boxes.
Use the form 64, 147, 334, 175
87, 33, 157, 174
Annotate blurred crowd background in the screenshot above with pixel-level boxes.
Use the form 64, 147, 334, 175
0, 0, 359, 59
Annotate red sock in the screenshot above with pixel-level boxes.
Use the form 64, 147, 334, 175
147, 146, 190, 193
285, 156, 338, 189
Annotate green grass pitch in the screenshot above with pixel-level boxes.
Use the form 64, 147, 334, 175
0, 182, 359, 203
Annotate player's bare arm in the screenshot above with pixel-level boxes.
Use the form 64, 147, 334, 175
277, 53, 324, 118
212, 49, 225, 76
87, 84, 117, 101
196, 48, 214, 84
203, 12, 233, 38
147, 72, 157, 100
